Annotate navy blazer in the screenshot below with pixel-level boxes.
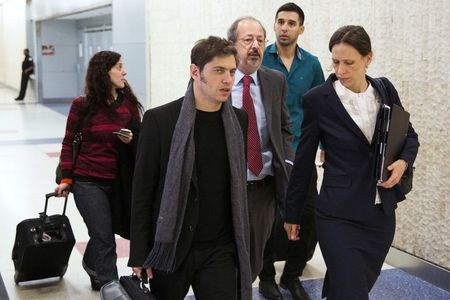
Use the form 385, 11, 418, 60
285, 74, 419, 224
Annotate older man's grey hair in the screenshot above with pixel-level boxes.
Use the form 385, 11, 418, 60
227, 16, 267, 43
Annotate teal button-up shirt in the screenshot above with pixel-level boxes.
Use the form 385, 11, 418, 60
263, 43, 324, 151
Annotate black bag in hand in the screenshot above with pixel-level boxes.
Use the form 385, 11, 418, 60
119, 271, 156, 300
100, 280, 131, 300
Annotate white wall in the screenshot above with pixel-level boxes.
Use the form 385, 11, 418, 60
0, 0, 26, 89
147, 0, 317, 107
0, 4, 3, 83
31, 0, 111, 20
112, 0, 148, 108
146, 0, 450, 269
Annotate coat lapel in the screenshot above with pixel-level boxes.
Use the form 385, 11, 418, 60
323, 74, 369, 144
369, 76, 386, 147
257, 67, 273, 136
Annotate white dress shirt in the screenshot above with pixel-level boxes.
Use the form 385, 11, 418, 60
333, 80, 382, 204
232, 69, 273, 180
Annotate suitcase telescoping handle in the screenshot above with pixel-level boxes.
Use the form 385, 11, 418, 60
43, 192, 69, 217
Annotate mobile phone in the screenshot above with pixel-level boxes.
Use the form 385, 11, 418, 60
113, 128, 132, 137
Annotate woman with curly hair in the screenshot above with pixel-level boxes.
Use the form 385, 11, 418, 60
55, 51, 143, 290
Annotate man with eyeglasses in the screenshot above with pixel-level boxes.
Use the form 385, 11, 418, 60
259, 3, 325, 300
227, 16, 294, 282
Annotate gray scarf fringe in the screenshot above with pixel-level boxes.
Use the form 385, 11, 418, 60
143, 82, 252, 299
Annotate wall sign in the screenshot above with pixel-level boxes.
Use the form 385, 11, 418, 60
42, 45, 55, 56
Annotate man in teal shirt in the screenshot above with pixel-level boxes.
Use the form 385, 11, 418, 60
259, 3, 324, 300
262, 10, 324, 151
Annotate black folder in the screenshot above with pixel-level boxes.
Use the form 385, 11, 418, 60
375, 104, 410, 182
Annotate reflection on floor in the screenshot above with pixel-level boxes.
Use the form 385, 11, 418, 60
0, 84, 448, 299
0, 273, 8, 300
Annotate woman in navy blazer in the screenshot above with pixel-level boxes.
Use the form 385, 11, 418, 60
283, 25, 419, 299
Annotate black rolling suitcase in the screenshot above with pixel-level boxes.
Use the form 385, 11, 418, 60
12, 192, 76, 284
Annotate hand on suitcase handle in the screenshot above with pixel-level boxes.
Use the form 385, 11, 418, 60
44, 190, 70, 217
54, 183, 70, 198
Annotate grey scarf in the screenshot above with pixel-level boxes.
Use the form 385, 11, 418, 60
143, 82, 252, 299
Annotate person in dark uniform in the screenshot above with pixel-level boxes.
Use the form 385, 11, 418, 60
15, 48, 34, 101
284, 25, 419, 300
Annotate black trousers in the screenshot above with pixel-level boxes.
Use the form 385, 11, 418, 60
259, 168, 318, 281
150, 243, 238, 300
17, 72, 30, 99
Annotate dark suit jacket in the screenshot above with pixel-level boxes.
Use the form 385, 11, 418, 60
111, 121, 140, 239
285, 74, 419, 224
253, 66, 295, 206
128, 97, 248, 269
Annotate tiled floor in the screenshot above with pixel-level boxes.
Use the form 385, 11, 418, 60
0, 83, 448, 300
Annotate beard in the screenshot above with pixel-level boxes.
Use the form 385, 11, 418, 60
277, 36, 297, 47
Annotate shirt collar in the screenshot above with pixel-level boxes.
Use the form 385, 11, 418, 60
295, 46, 303, 60
268, 43, 303, 60
335, 79, 374, 97
234, 69, 258, 86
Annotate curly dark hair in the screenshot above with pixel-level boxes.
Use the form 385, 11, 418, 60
82, 51, 143, 121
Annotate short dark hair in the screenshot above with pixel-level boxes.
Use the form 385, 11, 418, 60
191, 36, 238, 71
275, 2, 305, 25
227, 16, 267, 44
328, 25, 372, 56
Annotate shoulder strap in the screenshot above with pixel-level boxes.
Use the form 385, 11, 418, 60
75, 96, 86, 133
374, 77, 388, 104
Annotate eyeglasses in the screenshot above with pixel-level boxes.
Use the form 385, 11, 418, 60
238, 37, 268, 47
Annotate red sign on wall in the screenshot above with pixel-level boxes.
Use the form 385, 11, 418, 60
42, 45, 55, 56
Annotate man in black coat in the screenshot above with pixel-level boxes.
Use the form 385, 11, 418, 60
15, 48, 34, 101
128, 36, 252, 300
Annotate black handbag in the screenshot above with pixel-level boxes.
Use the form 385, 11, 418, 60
119, 272, 156, 300
55, 131, 82, 184
55, 97, 85, 184
100, 280, 131, 300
